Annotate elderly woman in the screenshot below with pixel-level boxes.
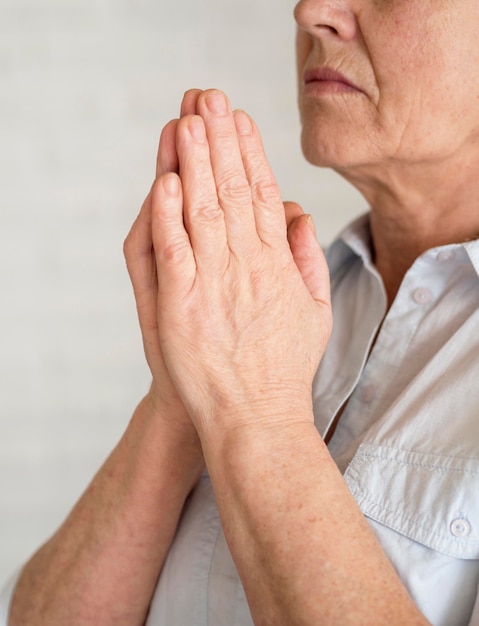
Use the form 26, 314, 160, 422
3, 0, 479, 625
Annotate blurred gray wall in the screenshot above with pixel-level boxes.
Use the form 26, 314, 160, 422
0, 0, 366, 583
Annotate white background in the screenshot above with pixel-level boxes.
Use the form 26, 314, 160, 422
0, 0, 366, 583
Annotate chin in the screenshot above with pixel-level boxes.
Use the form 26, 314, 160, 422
301, 129, 356, 170
298, 99, 384, 171
300, 117, 387, 174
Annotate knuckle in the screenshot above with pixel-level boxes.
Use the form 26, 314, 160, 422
159, 238, 191, 265
189, 199, 223, 223
251, 179, 281, 207
216, 174, 251, 205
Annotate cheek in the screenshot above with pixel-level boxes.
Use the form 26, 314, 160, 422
374, 51, 477, 157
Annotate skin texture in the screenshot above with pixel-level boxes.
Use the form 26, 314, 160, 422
295, 0, 479, 301
10, 0, 479, 623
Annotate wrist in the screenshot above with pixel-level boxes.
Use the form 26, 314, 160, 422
195, 388, 315, 442
145, 383, 199, 439
131, 393, 204, 482
200, 403, 317, 473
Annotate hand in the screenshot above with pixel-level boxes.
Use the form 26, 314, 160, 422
149, 89, 332, 436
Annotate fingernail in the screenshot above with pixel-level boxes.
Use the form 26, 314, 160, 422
188, 116, 206, 143
205, 91, 228, 115
234, 109, 252, 136
307, 215, 317, 237
163, 173, 180, 197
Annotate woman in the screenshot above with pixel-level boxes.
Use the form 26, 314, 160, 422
3, 0, 479, 624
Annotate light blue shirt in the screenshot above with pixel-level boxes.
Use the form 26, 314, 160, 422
2, 214, 479, 625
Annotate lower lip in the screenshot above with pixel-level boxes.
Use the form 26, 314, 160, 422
303, 80, 361, 95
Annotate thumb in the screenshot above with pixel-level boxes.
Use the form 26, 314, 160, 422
287, 214, 331, 308
283, 200, 304, 229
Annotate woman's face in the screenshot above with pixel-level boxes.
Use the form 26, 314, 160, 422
295, 0, 479, 173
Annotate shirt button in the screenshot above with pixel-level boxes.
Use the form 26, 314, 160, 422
450, 518, 471, 538
437, 250, 456, 263
412, 288, 431, 305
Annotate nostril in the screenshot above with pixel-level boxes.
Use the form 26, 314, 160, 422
318, 23, 340, 36
294, 0, 356, 41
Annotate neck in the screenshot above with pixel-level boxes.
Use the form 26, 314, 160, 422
338, 155, 479, 306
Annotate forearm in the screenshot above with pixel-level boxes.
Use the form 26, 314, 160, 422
202, 417, 429, 626
9, 395, 203, 626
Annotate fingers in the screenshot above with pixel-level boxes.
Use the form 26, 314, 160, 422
150, 172, 197, 295
287, 213, 331, 307
156, 89, 290, 273
233, 110, 287, 248
155, 90, 203, 178
284, 201, 304, 229
174, 115, 230, 268
123, 192, 164, 368
156, 119, 180, 177
184, 91, 258, 249
124, 193, 155, 299
180, 88, 203, 117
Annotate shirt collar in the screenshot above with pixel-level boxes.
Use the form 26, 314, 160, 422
327, 211, 479, 280
326, 213, 376, 279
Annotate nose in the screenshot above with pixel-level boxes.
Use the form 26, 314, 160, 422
294, 0, 357, 41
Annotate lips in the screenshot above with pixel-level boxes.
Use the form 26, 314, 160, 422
303, 67, 362, 94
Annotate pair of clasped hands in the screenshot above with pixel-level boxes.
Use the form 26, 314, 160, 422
125, 89, 332, 458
